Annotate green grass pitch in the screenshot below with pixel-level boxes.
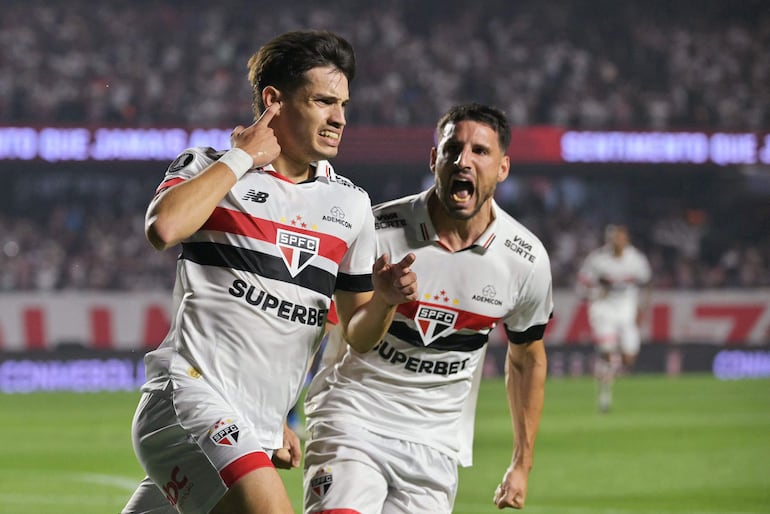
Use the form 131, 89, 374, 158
0, 374, 767, 513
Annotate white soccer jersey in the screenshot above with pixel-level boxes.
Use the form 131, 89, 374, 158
577, 244, 651, 310
305, 189, 553, 466
142, 147, 376, 451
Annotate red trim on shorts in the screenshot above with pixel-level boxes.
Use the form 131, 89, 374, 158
219, 451, 273, 487
312, 510, 361, 514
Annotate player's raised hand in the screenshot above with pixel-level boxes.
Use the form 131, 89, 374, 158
372, 252, 418, 306
230, 102, 282, 168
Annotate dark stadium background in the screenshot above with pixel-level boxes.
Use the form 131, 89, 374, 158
1, 2, 769, 514
1, 0, 768, 386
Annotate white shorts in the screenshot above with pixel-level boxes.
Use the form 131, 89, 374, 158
588, 301, 641, 356
303, 421, 458, 514
122, 364, 274, 514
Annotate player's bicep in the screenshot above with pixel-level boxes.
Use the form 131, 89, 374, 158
506, 338, 546, 371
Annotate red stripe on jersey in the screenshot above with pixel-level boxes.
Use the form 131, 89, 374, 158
202, 207, 349, 263
327, 301, 339, 325
155, 177, 186, 194
219, 451, 273, 487
263, 169, 296, 184
397, 301, 499, 331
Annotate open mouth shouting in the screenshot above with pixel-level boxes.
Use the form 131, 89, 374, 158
450, 176, 475, 205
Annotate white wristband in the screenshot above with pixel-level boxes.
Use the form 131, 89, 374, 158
218, 148, 253, 180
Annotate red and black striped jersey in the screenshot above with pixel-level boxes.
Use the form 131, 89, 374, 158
305, 189, 553, 465
143, 147, 376, 450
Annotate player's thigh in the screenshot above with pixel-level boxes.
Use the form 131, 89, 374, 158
618, 322, 641, 358
122, 476, 178, 514
588, 303, 618, 349
304, 424, 388, 514
132, 378, 276, 514
382, 440, 458, 514
305, 459, 387, 514
211, 466, 293, 514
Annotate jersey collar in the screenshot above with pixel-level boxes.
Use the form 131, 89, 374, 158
257, 160, 335, 184
412, 188, 499, 253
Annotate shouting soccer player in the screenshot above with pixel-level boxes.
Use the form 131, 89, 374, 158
304, 103, 554, 513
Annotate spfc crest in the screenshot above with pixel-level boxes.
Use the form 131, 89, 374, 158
310, 466, 333, 498
415, 305, 458, 345
276, 229, 319, 277
209, 420, 240, 447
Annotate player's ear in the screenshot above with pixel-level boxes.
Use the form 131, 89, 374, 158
497, 155, 510, 183
429, 147, 438, 173
262, 86, 282, 110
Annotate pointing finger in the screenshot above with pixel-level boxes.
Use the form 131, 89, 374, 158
373, 253, 390, 273
396, 252, 416, 270
230, 125, 245, 145
255, 102, 281, 125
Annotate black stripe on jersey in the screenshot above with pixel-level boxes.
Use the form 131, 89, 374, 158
181, 242, 335, 298
388, 321, 488, 352
506, 322, 548, 345
336, 272, 373, 292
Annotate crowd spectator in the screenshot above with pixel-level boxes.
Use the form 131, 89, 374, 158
1, 0, 768, 130
0, 172, 767, 292
1, 0, 768, 292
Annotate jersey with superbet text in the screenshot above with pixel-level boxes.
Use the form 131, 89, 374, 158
305, 189, 553, 465
143, 147, 376, 451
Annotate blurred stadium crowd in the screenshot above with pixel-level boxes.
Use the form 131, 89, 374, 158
1, 0, 768, 129
1, 169, 767, 292
0, 0, 768, 292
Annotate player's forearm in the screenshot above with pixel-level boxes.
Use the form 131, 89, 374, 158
344, 292, 397, 353
506, 340, 547, 471
146, 163, 238, 250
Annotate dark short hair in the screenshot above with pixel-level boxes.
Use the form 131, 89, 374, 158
436, 103, 511, 151
248, 30, 356, 115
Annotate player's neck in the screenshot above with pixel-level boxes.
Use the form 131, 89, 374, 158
429, 197, 494, 252
271, 155, 314, 183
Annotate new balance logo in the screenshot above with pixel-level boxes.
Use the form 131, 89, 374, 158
242, 190, 269, 203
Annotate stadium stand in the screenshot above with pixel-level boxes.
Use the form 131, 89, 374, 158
1, 0, 768, 129
0, 0, 768, 292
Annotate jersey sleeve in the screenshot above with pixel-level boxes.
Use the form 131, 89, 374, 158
335, 196, 376, 293
504, 248, 554, 344
637, 250, 652, 285
154, 147, 217, 195
575, 252, 602, 299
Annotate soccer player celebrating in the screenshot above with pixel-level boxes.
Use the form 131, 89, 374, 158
121, 30, 417, 514
303, 103, 554, 513
577, 224, 651, 413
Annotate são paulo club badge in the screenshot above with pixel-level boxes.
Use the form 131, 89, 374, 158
415, 304, 458, 345
276, 228, 320, 277
208, 419, 240, 447
310, 466, 333, 498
